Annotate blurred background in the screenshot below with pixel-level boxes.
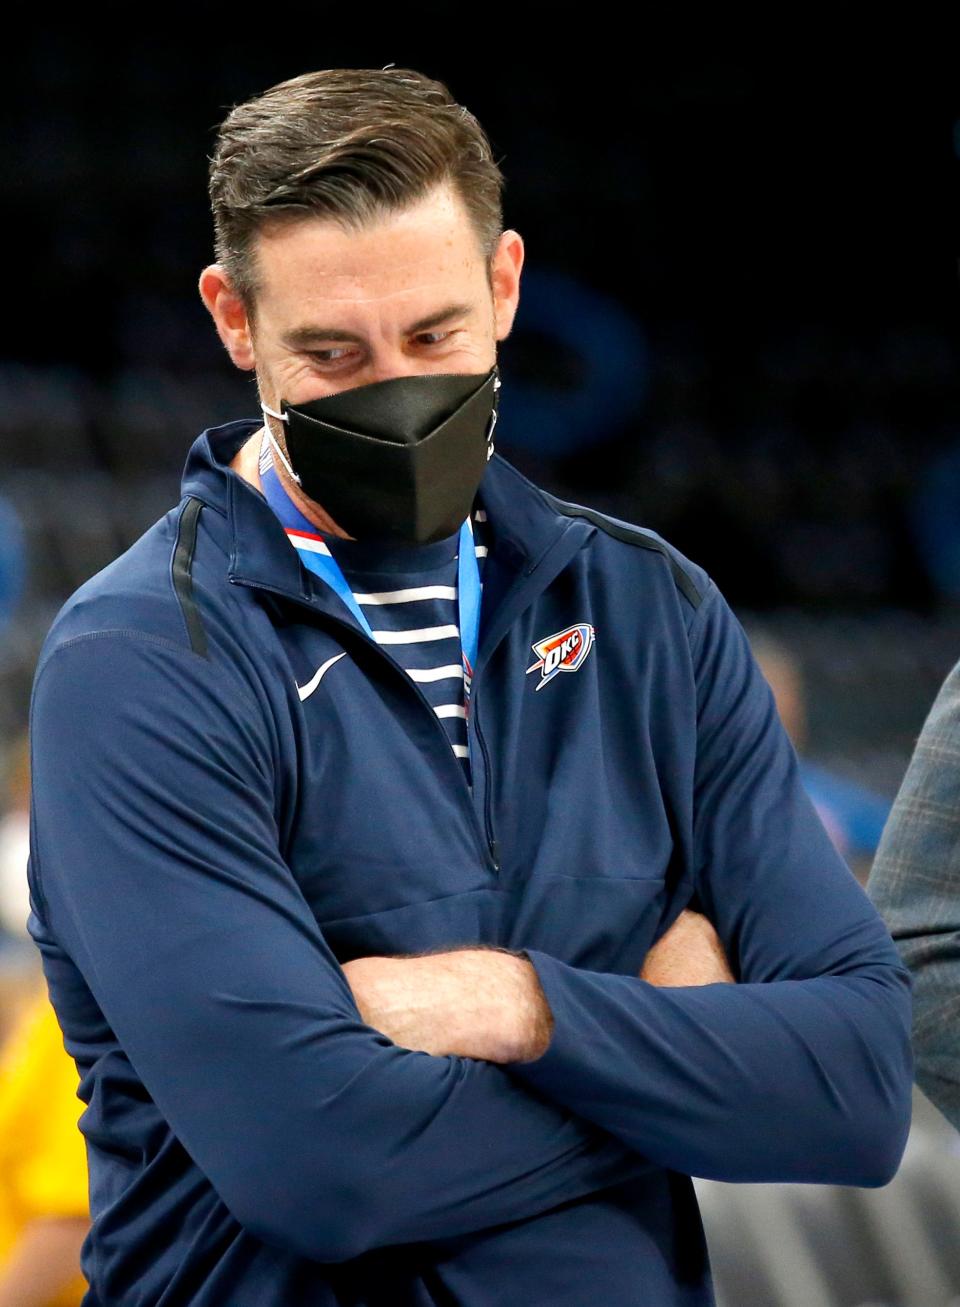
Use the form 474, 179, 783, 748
1, 18, 960, 1305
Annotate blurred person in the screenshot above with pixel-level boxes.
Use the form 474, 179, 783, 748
25, 67, 913, 1306
750, 632, 892, 882
0, 737, 45, 1050
0, 496, 25, 643
699, 634, 960, 1303
0, 736, 89, 1306
0, 989, 89, 1307
0, 734, 44, 1048
869, 656, 960, 1132
0, 733, 33, 947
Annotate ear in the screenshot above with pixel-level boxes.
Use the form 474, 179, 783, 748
491, 229, 524, 342
198, 264, 256, 370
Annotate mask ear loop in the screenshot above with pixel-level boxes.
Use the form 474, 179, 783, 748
260, 403, 303, 486
486, 372, 501, 460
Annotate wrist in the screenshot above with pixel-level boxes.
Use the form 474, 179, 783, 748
499, 954, 554, 1063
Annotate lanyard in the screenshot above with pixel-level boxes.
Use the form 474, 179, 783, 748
258, 444, 482, 690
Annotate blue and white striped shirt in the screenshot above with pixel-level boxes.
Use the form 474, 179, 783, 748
258, 436, 487, 784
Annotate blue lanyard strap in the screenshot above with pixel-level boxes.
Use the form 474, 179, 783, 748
457, 518, 481, 688
258, 452, 482, 692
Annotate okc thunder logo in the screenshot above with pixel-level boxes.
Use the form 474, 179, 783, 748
526, 623, 596, 691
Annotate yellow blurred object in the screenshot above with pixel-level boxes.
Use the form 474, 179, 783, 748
0, 988, 89, 1306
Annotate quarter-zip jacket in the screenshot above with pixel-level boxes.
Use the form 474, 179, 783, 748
27, 418, 913, 1306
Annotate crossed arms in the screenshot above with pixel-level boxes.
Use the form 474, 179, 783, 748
341, 907, 734, 1063
28, 581, 913, 1264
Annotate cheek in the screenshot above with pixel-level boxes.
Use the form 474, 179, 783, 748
444, 331, 496, 366
443, 340, 489, 367
274, 358, 327, 395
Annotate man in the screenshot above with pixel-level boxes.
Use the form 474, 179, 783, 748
868, 656, 960, 1132
28, 66, 913, 1305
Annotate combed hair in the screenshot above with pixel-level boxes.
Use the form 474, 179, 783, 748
207, 67, 505, 316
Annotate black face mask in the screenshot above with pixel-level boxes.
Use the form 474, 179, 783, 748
261, 365, 501, 545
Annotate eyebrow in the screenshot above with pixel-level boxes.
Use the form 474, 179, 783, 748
282, 302, 474, 349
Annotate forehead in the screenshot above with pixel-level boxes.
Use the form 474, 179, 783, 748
251, 182, 486, 318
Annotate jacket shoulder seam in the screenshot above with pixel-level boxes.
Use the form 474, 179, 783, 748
33, 628, 207, 691
542, 493, 705, 610
44, 627, 201, 661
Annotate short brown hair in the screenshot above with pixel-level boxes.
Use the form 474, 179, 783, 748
207, 67, 505, 318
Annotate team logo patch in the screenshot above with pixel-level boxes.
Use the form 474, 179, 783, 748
526, 623, 595, 691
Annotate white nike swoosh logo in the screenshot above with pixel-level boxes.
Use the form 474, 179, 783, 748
297, 652, 347, 701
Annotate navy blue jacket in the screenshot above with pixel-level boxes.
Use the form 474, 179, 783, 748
27, 418, 913, 1306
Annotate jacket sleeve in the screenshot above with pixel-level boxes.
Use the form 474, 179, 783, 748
867, 654, 960, 1131
28, 631, 649, 1265
509, 579, 914, 1187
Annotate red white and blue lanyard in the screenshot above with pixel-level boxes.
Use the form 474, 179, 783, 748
258, 439, 482, 694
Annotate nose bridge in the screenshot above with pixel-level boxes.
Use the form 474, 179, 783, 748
365, 349, 413, 385
361, 314, 412, 385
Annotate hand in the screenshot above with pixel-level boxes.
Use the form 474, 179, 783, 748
640, 909, 736, 986
342, 948, 553, 1063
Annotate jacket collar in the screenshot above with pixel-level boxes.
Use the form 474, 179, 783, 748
179, 417, 593, 650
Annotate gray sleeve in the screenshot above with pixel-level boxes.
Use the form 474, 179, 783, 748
867, 655, 960, 1131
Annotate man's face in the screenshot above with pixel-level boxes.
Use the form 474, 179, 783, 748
241, 180, 522, 411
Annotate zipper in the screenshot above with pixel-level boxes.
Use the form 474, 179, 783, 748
233, 518, 588, 883
463, 523, 587, 877
240, 578, 500, 875
470, 691, 500, 872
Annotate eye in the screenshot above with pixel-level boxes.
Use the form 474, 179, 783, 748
308, 347, 356, 364
415, 331, 453, 346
